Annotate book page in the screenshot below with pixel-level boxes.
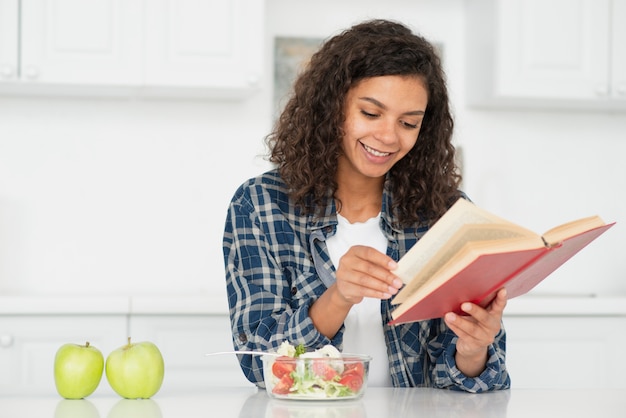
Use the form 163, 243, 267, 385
392, 224, 540, 304
542, 215, 605, 246
392, 198, 534, 284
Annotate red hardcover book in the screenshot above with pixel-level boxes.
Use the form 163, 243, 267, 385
388, 199, 614, 325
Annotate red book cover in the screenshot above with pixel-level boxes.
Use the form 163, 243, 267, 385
389, 222, 614, 325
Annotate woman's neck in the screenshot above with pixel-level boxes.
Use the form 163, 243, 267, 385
335, 169, 384, 223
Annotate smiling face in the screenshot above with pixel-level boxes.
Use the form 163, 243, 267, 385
339, 75, 428, 183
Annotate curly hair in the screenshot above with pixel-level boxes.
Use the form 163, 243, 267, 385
266, 19, 462, 226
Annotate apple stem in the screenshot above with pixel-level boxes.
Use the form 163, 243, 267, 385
127, 336, 131, 346
86, 341, 90, 348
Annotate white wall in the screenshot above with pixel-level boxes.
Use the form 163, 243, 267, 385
0, 95, 275, 296
0, 0, 624, 301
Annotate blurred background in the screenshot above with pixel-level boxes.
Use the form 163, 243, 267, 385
1, 0, 623, 300
0, 0, 624, 394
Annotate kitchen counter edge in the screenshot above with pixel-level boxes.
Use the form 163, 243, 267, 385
0, 294, 625, 316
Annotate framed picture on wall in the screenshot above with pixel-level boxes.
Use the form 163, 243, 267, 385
273, 37, 323, 120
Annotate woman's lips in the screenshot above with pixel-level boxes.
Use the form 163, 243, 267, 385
362, 142, 392, 157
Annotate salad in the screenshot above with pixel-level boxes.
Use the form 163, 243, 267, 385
264, 341, 369, 399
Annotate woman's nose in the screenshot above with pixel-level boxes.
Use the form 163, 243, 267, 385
374, 118, 397, 144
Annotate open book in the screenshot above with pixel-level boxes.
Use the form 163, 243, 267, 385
388, 198, 614, 325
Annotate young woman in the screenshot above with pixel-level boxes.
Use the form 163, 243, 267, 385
223, 19, 510, 392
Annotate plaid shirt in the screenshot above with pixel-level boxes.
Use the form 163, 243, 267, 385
223, 169, 510, 392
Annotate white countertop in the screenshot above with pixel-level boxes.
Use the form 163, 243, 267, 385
1, 387, 625, 418
1, 293, 625, 316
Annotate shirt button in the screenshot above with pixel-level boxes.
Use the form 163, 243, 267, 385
238, 333, 248, 343
291, 287, 297, 295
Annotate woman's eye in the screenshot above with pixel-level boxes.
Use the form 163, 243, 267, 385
361, 110, 378, 118
402, 121, 418, 129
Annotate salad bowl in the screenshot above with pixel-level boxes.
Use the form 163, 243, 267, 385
262, 346, 371, 401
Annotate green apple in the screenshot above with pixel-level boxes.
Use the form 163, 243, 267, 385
105, 337, 164, 399
54, 341, 104, 399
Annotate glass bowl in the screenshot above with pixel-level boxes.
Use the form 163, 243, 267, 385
262, 353, 371, 400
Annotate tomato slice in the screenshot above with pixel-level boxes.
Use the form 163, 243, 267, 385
339, 372, 363, 392
272, 373, 294, 395
311, 359, 339, 380
271, 356, 296, 378
342, 362, 365, 378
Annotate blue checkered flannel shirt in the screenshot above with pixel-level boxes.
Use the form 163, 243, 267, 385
223, 169, 510, 392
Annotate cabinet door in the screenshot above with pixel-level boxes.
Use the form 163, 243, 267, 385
143, 0, 264, 97
0, 315, 127, 396
503, 316, 626, 389
466, 0, 618, 107
612, 0, 626, 99
18, 0, 143, 85
129, 315, 253, 395
496, 0, 610, 99
0, 0, 18, 81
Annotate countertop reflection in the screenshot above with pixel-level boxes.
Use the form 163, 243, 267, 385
1, 386, 625, 418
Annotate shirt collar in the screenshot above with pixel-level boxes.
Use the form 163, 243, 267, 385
305, 180, 403, 235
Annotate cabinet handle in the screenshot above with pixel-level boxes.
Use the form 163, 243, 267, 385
615, 83, 626, 97
0, 335, 14, 348
0, 65, 15, 79
23, 66, 40, 80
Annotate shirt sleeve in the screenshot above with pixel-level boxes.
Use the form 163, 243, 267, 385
223, 186, 334, 387
428, 322, 511, 392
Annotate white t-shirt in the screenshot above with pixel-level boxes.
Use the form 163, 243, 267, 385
326, 212, 393, 387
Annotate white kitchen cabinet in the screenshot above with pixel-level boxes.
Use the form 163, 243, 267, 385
0, 0, 143, 89
0, 0, 19, 81
0, 0, 264, 98
612, 0, 626, 97
128, 315, 254, 394
1, 300, 625, 395
0, 312, 253, 397
466, 0, 626, 110
0, 315, 127, 396
503, 315, 626, 389
142, 0, 264, 97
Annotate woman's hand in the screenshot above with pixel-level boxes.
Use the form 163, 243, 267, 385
444, 288, 508, 377
309, 245, 402, 339
334, 245, 403, 305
